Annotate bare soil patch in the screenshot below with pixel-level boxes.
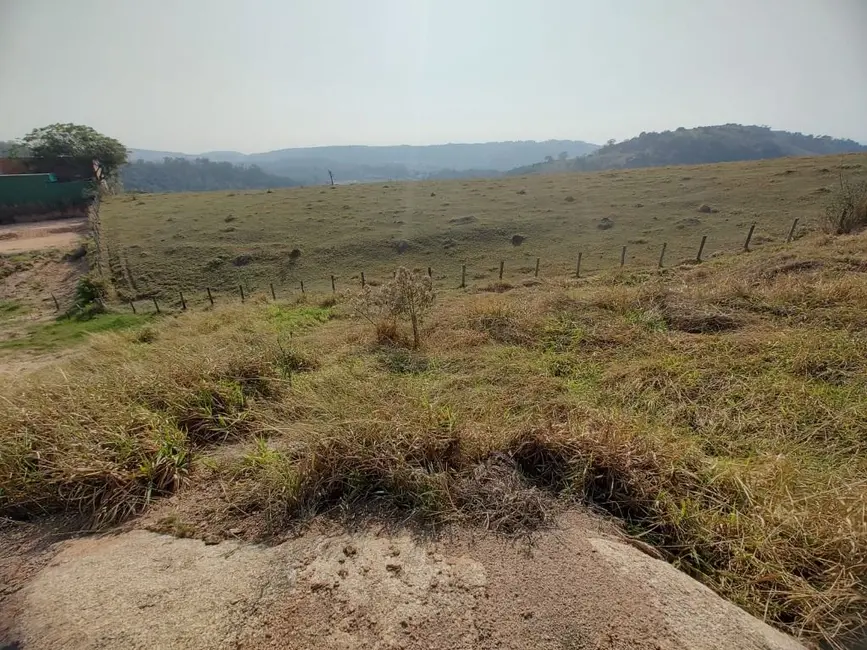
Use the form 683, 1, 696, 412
0, 513, 804, 650
0, 219, 87, 254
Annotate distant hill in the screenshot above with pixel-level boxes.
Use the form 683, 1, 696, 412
509, 125, 867, 175
129, 140, 599, 185
120, 157, 299, 193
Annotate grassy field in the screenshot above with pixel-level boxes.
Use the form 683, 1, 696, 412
1, 228, 865, 646
100, 153, 867, 302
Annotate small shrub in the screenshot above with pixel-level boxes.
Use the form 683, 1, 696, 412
352, 267, 435, 348
823, 176, 867, 234
69, 274, 108, 317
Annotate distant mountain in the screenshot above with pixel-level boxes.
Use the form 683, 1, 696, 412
129, 140, 599, 185
121, 157, 299, 193
509, 125, 867, 175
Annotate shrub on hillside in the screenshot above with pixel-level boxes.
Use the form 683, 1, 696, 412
823, 176, 867, 234
69, 274, 108, 318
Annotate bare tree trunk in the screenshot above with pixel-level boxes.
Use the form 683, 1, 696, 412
410, 310, 419, 349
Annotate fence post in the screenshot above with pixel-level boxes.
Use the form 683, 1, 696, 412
51, 293, 60, 312
331, 275, 336, 293
658, 242, 667, 268
360, 272, 365, 288
620, 245, 627, 267
300, 280, 305, 294
534, 257, 540, 277
744, 223, 756, 252
576, 252, 582, 278
152, 297, 160, 314
129, 299, 136, 314
206, 287, 214, 306
427, 266, 432, 278
786, 218, 800, 243
239, 284, 245, 302
461, 264, 466, 288
179, 291, 187, 310
499, 261, 504, 280
696, 235, 707, 262
270, 282, 276, 300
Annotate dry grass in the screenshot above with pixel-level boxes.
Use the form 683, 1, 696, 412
98, 153, 867, 302
1, 232, 866, 646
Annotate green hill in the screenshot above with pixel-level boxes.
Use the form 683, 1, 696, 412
510, 125, 867, 175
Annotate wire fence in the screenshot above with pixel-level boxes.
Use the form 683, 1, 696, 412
5, 215, 804, 320
110, 217, 803, 317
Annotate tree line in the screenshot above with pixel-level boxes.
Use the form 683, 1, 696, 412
121, 157, 298, 192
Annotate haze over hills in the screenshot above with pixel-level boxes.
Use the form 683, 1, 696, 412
128, 140, 600, 185
509, 124, 867, 175
120, 158, 299, 193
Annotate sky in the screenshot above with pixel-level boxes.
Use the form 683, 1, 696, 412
1, 0, 866, 153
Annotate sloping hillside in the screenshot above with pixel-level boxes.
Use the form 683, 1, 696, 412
510, 125, 866, 175
130, 140, 599, 184
98, 153, 867, 301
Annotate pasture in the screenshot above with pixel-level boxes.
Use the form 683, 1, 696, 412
100, 153, 867, 301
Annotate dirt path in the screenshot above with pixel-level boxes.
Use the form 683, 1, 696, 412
0, 219, 87, 254
0, 512, 804, 650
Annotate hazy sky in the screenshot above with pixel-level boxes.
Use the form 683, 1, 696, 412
2, 0, 866, 153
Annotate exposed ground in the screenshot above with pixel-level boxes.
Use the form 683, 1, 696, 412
0, 218, 87, 254
100, 154, 867, 301
0, 219, 90, 373
1, 514, 804, 650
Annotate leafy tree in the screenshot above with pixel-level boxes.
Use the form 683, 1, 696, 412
20, 123, 128, 177
558, 151, 568, 161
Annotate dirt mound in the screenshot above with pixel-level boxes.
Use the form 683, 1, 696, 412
1, 514, 804, 650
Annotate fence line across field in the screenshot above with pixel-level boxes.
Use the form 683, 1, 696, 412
27, 217, 804, 318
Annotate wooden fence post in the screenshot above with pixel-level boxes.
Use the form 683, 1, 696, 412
270, 282, 276, 300
360, 272, 365, 288
696, 235, 707, 262
427, 266, 432, 278
179, 291, 187, 310
576, 252, 582, 278
239, 284, 245, 302
534, 257, 540, 277
300, 280, 305, 294
620, 245, 627, 267
499, 260, 504, 280
206, 287, 214, 306
786, 218, 800, 243
461, 264, 466, 288
744, 223, 756, 252
331, 275, 336, 293
152, 297, 160, 314
51, 293, 60, 312
129, 299, 136, 314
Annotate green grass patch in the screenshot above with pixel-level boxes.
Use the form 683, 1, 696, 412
0, 312, 152, 351
0, 299, 27, 321
265, 304, 332, 329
